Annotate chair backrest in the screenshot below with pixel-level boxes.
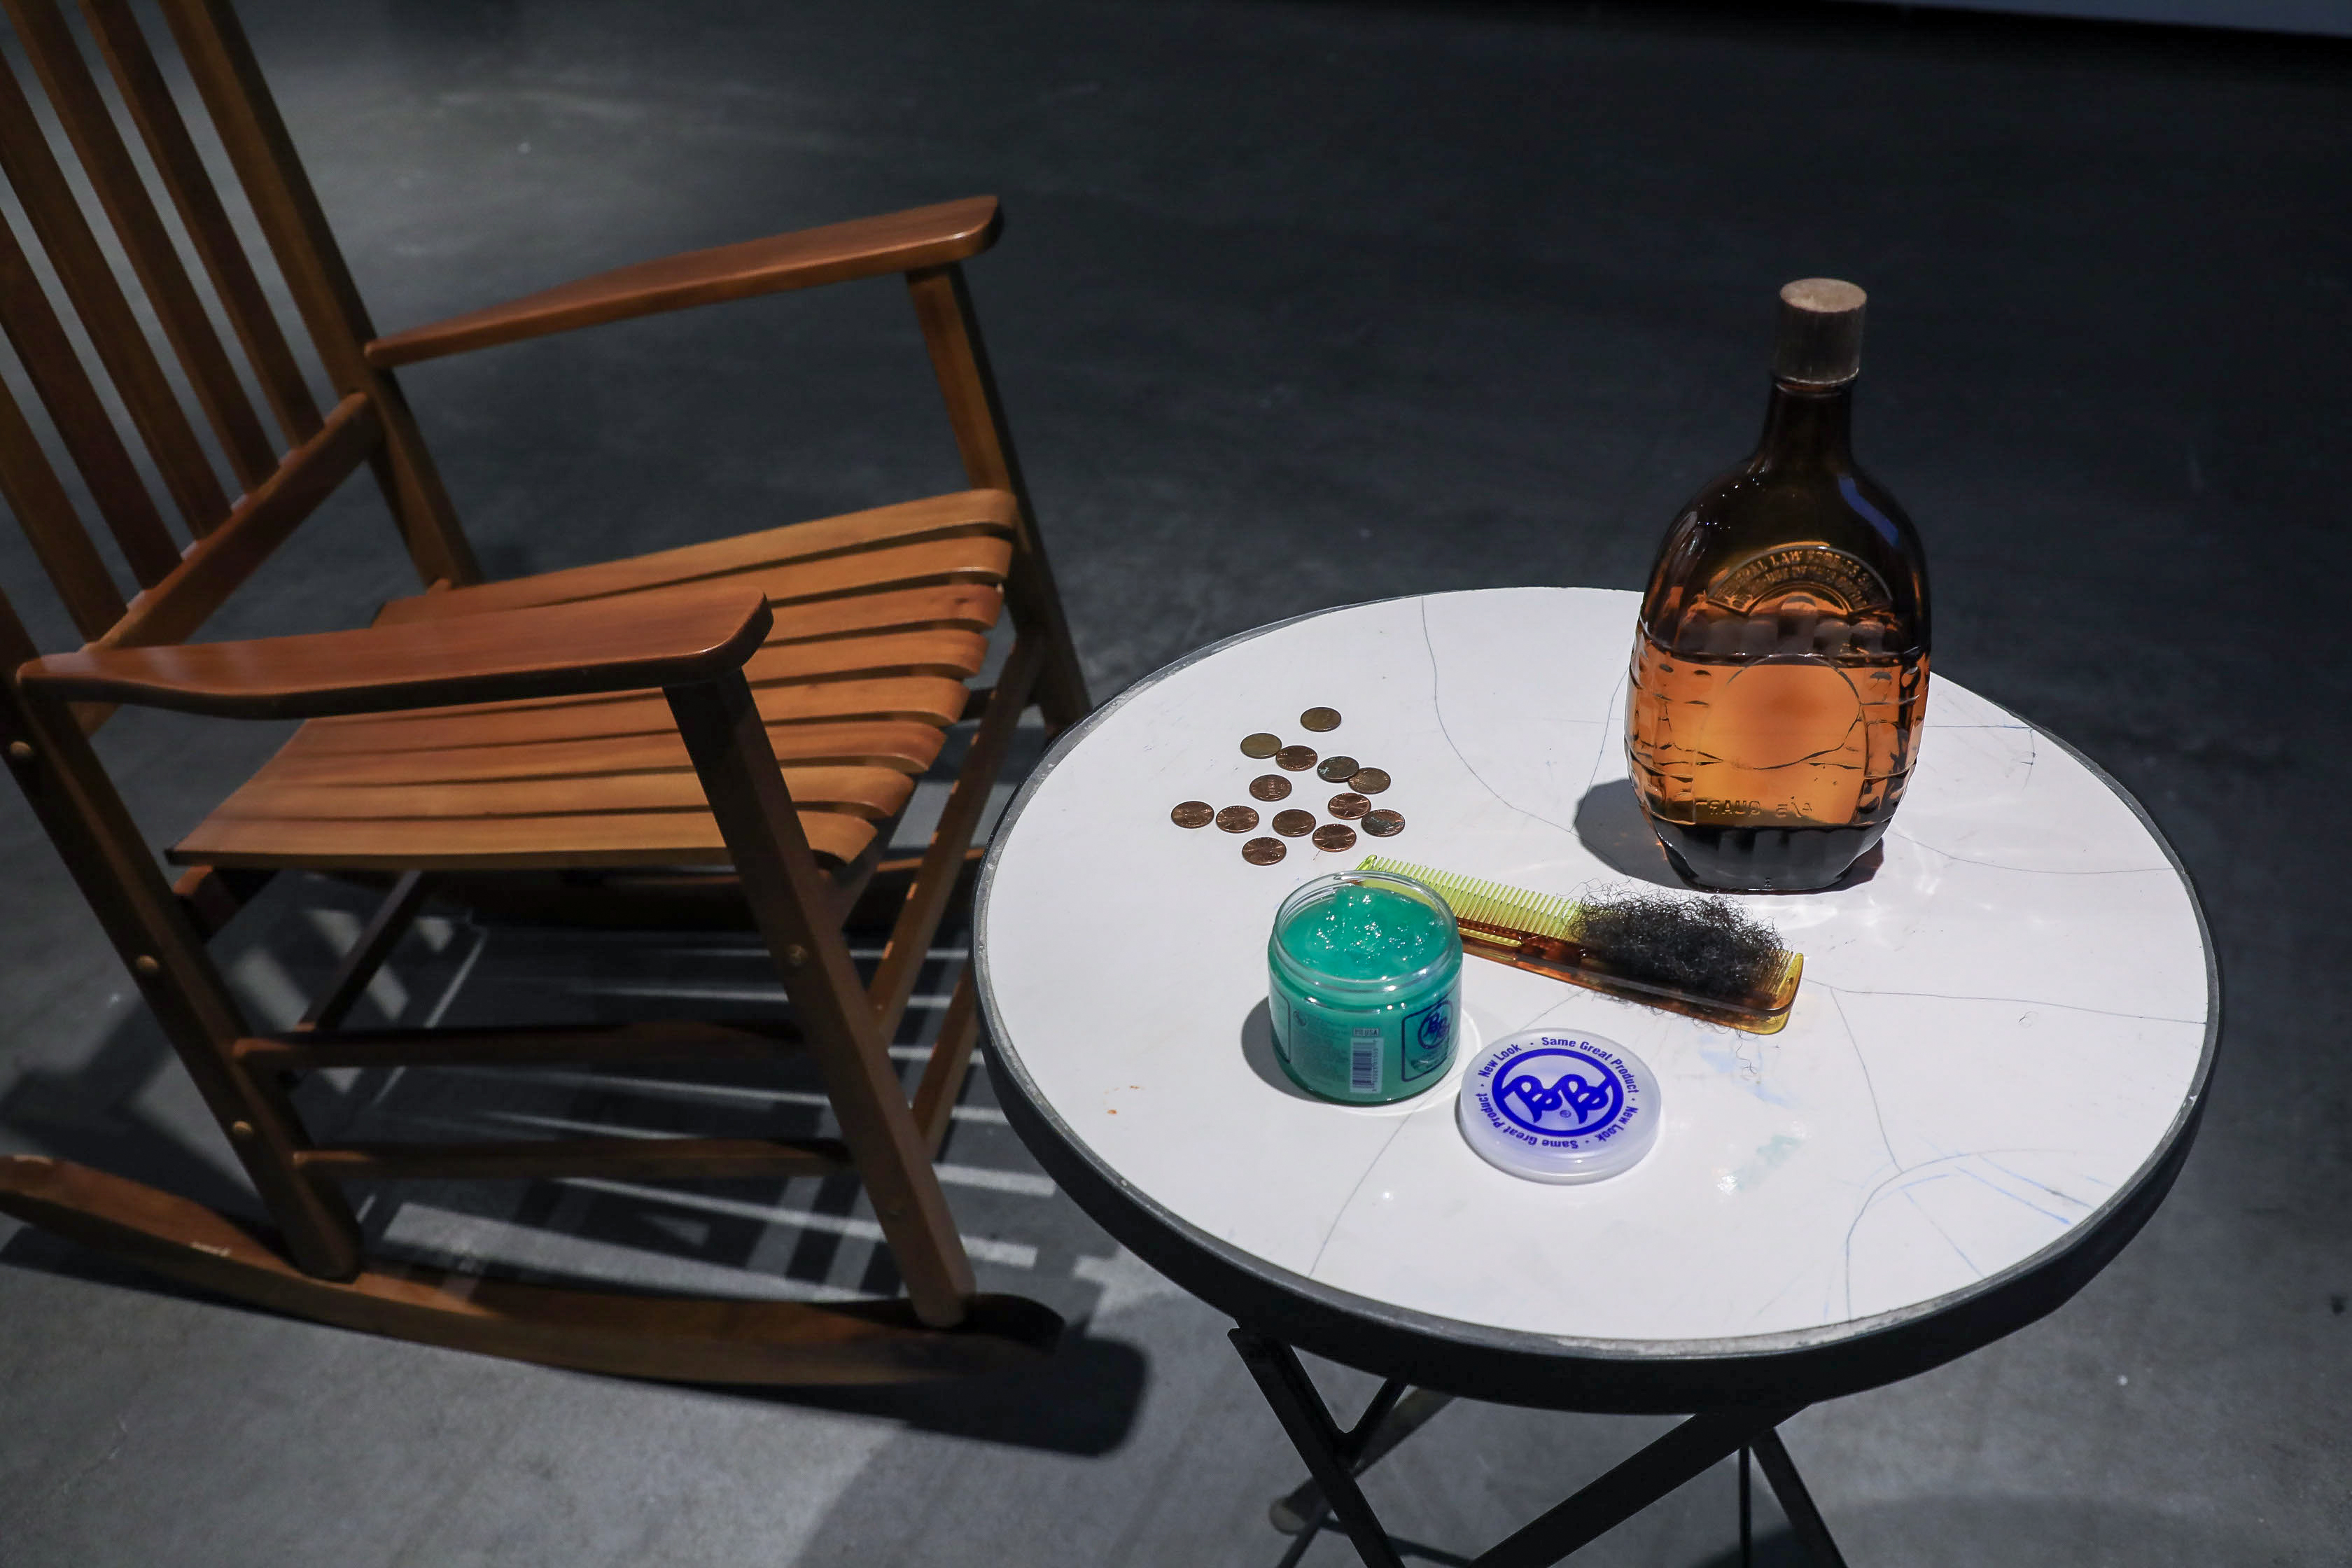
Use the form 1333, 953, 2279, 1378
0, 0, 471, 710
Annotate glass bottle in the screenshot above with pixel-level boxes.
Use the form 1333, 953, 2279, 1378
1624, 279, 1931, 892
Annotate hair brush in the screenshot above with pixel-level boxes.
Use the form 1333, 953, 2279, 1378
1357, 855, 1803, 1034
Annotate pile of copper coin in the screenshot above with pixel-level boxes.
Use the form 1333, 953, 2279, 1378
1169, 706, 1406, 864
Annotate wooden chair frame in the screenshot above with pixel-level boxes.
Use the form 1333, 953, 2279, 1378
0, 0, 1087, 1382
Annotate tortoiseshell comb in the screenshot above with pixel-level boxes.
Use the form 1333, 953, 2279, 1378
1357, 855, 1804, 1035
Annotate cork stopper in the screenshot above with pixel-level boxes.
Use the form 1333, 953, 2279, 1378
1773, 278, 1866, 386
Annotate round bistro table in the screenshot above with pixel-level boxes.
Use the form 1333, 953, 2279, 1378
973, 588, 2216, 1568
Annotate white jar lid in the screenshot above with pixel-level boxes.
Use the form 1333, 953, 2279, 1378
1457, 1029, 1660, 1184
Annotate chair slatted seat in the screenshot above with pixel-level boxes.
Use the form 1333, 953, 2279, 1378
175, 496, 1018, 872
0, 0, 1091, 1385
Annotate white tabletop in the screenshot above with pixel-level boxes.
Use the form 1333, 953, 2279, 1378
976, 589, 2212, 1352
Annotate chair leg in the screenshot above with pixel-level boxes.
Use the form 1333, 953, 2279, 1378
297, 868, 437, 1032
172, 865, 276, 938
913, 966, 983, 1158
664, 671, 976, 1327
868, 633, 1043, 1040
8, 687, 363, 1278
905, 261, 1090, 729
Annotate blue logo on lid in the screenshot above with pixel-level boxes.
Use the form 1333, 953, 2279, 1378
1492, 1046, 1625, 1138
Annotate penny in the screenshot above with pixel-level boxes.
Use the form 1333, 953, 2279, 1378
1348, 766, 1391, 794
1249, 774, 1292, 802
1242, 836, 1287, 866
1299, 706, 1342, 733
1315, 754, 1360, 783
1275, 745, 1318, 772
1271, 808, 1316, 837
1214, 805, 1259, 834
1240, 732, 1282, 759
1326, 792, 1371, 820
1362, 808, 1406, 837
1170, 800, 1214, 829
1311, 824, 1357, 853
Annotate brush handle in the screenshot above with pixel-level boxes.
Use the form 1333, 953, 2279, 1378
1456, 932, 1800, 1035
1457, 918, 1586, 968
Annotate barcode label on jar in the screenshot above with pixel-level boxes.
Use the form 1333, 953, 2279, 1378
1350, 1028, 1383, 1093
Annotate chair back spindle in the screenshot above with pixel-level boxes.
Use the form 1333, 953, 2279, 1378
0, 43, 227, 533
0, 0, 471, 701
8, 0, 276, 489
79, 0, 319, 447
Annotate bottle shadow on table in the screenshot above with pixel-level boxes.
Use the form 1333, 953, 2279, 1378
1573, 779, 1882, 893
1574, 778, 1693, 889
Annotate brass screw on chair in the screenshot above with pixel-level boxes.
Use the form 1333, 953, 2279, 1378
229, 1121, 257, 1144
782, 944, 810, 972
6, 741, 31, 764
133, 955, 161, 977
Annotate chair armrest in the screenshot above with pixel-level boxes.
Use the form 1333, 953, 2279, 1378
16, 587, 772, 722
364, 195, 1001, 370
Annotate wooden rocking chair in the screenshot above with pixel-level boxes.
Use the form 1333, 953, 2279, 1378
0, 0, 1089, 1383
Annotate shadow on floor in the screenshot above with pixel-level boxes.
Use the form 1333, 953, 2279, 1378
0, 1011, 262, 1224
0, 1201, 1149, 1457
720, 1326, 1149, 1456
1688, 1530, 1815, 1567
0, 876, 1147, 1459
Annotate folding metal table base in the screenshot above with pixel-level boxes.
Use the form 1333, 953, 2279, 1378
1232, 1329, 1852, 1568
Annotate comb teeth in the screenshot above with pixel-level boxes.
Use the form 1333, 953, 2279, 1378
1357, 855, 1581, 942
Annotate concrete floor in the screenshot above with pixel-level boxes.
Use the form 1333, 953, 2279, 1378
1, 1, 2347, 1562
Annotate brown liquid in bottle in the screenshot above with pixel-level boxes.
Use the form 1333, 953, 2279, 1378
1625, 280, 1930, 892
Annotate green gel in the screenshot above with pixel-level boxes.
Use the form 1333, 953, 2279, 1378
1278, 886, 1455, 979
1268, 873, 1463, 1104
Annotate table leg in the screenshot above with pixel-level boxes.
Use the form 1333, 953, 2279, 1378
1473, 1406, 1797, 1568
1740, 1443, 1753, 1568
1232, 1329, 1410, 1568
1229, 1328, 1828, 1568
1270, 1386, 1458, 1534
1752, 1428, 1851, 1568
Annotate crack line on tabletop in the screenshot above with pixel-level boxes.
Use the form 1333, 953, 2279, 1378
1579, 670, 1629, 802
1901, 1180, 1984, 1275
1305, 1115, 1413, 1280
1744, 1242, 1850, 1332
1954, 1163, 2086, 1227
1829, 983, 1900, 1320
1418, 597, 1579, 839
1812, 980, 2202, 1027
1827, 987, 1900, 1173
1982, 1152, 2110, 1202
1886, 827, 2171, 878
1841, 1145, 2110, 1320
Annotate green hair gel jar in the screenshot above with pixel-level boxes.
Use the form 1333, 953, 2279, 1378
1268, 869, 1463, 1104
